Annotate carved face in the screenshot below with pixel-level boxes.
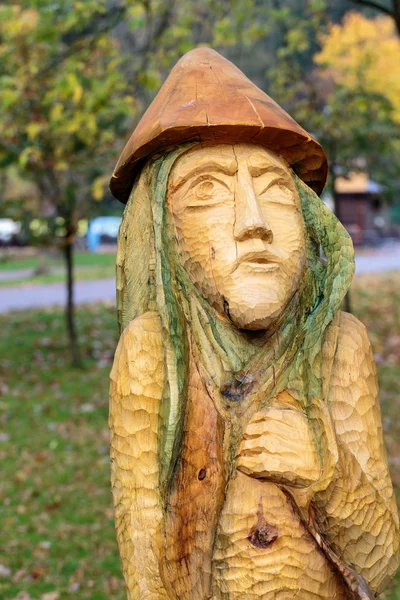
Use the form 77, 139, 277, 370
167, 143, 306, 330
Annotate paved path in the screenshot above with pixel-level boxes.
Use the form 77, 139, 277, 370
0, 245, 399, 313
0, 265, 99, 282
0, 278, 115, 313
0, 268, 34, 281
355, 246, 400, 274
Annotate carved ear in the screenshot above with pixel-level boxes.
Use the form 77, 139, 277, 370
116, 165, 156, 332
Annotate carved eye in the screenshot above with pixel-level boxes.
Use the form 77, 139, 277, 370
185, 176, 231, 208
195, 179, 215, 199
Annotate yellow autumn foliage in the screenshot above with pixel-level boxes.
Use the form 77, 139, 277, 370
0, 7, 39, 37
316, 11, 400, 123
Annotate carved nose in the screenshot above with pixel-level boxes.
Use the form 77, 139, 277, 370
234, 222, 273, 243
233, 172, 273, 243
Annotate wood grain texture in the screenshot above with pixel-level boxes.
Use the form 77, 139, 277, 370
212, 474, 349, 599
109, 312, 168, 600
311, 312, 400, 595
163, 355, 226, 600
109, 309, 399, 599
236, 401, 322, 487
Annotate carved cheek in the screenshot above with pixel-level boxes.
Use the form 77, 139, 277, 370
267, 208, 306, 276
173, 203, 237, 292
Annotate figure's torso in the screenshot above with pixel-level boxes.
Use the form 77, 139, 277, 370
110, 311, 399, 600
165, 356, 348, 600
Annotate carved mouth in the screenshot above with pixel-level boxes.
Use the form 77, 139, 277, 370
239, 253, 279, 269
248, 256, 269, 264
239, 252, 279, 266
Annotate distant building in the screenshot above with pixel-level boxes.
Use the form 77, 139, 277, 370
334, 172, 388, 245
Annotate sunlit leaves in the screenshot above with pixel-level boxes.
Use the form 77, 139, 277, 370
316, 12, 400, 123
267, 4, 400, 198
91, 176, 109, 202
0, 1, 136, 221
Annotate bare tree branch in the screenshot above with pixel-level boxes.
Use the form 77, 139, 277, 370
37, 5, 127, 77
352, 0, 393, 16
352, 0, 400, 35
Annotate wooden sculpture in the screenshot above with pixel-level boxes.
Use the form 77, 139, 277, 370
109, 48, 399, 600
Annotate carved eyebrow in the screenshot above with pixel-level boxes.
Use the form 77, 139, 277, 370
248, 163, 291, 179
257, 175, 288, 196
170, 160, 238, 192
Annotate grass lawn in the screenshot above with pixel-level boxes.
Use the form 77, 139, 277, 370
0, 267, 115, 288
0, 272, 399, 600
0, 250, 116, 272
0, 251, 116, 287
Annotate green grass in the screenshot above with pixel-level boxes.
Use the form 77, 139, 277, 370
0, 272, 399, 599
0, 266, 115, 287
0, 303, 124, 600
0, 250, 116, 272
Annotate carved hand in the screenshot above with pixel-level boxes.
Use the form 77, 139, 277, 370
236, 403, 324, 489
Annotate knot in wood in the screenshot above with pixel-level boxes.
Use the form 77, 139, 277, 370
248, 522, 278, 548
220, 374, 254, 402
198, 468, 207, 481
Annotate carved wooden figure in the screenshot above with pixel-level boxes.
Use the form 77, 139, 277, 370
109, 49, 399, 600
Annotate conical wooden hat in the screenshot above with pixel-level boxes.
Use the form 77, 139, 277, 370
110, 48, 327, 202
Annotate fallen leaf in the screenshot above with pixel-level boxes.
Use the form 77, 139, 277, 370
0, 564, 11, 577
30, 565, 47, 579
41, 593, 60, 600
13, 593, 32, 600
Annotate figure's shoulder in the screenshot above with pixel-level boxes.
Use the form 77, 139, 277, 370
330, 310, 377, 407
121, 310, 162, 339
335, 310, 374, 369
338, 310, 369, 342
110, 311, 163, 386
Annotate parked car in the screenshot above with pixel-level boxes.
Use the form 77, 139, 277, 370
0, 219, 22, 246
86, 216, 121, 252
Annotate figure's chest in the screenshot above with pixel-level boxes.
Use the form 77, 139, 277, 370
166, 363, 345, 600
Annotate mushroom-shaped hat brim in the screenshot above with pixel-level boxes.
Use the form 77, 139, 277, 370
110, 48, 327, 202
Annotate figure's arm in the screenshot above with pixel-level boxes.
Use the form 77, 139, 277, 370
313, 312, 399, 595
109, 312, 169, 600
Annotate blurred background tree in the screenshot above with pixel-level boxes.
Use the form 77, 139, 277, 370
265, 4, 400, 214
0, 2, 136, 365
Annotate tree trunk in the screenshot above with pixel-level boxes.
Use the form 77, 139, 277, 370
34, 248, 49, 276
393, 0, 400, 36
329, 165, 340, 223
34, 195, 50, 276
63, 224, 82, 367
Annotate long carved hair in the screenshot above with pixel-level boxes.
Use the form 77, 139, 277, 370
116, 144, 355, 491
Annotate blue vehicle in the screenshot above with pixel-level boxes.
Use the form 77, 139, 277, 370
86, 216, 121, 252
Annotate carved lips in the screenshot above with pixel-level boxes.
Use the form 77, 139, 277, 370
236, 250, 280, 271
